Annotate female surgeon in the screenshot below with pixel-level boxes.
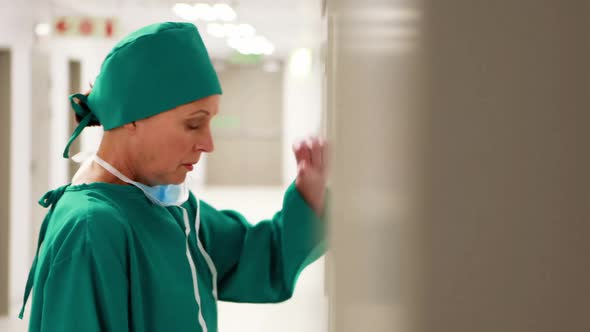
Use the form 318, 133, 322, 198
19, 22, 328, 332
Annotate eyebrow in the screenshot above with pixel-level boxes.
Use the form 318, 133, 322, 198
187, 109, 210, 117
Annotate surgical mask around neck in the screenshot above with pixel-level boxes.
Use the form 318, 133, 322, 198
92, 155, 189, 206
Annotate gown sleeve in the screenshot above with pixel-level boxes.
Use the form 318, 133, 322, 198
197, 182, 327, 303
32, 207, 129, 332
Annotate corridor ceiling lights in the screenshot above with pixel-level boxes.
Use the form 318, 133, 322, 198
206, 23, 226, 38
206, 23, 256, 39
173, 3, 274, 56
172, 3, 237, 22
233, 24, 255, 38
227, 35, 275, 55
173, 3, 199, 21
212, 4, 237, 21
194, 3, 216, 21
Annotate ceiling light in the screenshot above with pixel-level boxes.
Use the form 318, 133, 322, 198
228, 35, 275, 55
173, 3, 199, 21
236, 24, 255, 37
207, 23, 225, 37
213, 4, 237, 22
35, 23, 51, 36
221, 23, 255, 38
195, 3, 217, 21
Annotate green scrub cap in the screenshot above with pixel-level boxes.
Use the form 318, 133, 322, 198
64, 22, 222, 158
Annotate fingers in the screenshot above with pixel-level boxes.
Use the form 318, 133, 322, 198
293, 140, 311, 165
292, 142, 303, 163
294, 136, 330, 173
305, 138, 320, 168
297, 158, 309, 175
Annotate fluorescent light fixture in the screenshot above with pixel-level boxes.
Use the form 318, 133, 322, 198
173, 2, 239, 23
207, 23, 225, 37
237, 45, 254, 55
171, 3, 272, 56
213, 3, 237, 22
173, 3, 199, 21
222, 23, 237, 37
195, 3, 217, 21
228, 35, 275, 55
236, 24, 255, 37
220, 23, 255, 38
252, 36, 275, 55
35, 23, 51, 36
227, 36, 244, 49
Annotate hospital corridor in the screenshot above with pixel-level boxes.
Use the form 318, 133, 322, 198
1, 0, 590, 331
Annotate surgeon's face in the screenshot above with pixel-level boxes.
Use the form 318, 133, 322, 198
129, 94, 219, 185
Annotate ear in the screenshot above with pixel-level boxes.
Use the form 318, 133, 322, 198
122, 121, 137, 133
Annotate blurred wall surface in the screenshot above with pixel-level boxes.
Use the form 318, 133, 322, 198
327, 0, 421, 330
328, 0, 590, 332
0, 49, 11, 317
414, 2, 590, 331
207, 64, 283, 186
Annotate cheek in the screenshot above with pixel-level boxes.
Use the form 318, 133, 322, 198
138, 129, 185, 167
156, 131, 194, 163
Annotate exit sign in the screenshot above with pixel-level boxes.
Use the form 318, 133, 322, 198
53, 17, 118, 38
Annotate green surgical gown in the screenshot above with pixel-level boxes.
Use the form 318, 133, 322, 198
21, 181, 326, 331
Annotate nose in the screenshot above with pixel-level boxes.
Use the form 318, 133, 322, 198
193, 129, 214, 153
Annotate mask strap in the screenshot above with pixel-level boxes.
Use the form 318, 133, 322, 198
93, 155, 189, 206
92, 155, 136, 185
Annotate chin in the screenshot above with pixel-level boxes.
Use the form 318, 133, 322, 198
170, 173, 188, 185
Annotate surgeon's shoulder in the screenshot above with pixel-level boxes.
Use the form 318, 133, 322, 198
186, 190, 232, 221
47, 189, 131, 263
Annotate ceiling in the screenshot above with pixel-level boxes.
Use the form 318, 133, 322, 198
32, 0, 324, 58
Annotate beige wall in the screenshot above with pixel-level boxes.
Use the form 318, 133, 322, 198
206, 64, 283, 186
0, 49, 11, 316
328, 1, 590, 332
414, 2, 590, 331
326, 0, 421, 330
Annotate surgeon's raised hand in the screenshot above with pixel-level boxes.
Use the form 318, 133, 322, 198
293, 137, 329, 216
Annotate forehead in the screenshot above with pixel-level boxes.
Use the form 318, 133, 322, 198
178, 95, 220, 115
158, 94, 220, 119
